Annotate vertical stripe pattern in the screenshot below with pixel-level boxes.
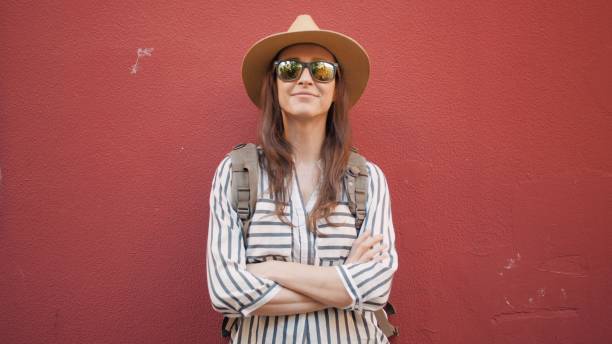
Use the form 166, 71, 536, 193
206, 155, 398, 343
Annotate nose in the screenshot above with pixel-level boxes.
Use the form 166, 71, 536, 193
297, 65, 314, 85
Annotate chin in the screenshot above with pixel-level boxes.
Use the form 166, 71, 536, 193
285, 105, 322, 117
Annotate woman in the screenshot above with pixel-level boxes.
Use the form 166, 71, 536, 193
206, 14, 399, 343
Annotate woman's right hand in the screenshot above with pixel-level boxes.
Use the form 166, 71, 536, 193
345, 231, 388, 264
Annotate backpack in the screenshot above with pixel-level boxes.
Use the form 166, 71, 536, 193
221, 143, 399, 339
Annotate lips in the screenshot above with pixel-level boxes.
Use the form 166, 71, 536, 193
292, 92, 318, 97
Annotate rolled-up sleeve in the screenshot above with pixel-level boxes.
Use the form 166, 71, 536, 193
206, 155, 281, 318
335, 161, 399, 312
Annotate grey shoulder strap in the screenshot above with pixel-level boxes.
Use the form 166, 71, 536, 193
229, 143, 260, 248
345, 147, 399, 339
375, 302, 399, 337
345, 147, 368, 231
222, 143, 260, 338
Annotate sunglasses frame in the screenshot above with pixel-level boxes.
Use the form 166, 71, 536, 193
273, 59, 339, 83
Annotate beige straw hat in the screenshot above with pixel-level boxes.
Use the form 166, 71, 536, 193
241, 14, 370, 109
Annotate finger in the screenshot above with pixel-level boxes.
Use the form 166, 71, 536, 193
373, 253, 390, 262
362, 244, 386, 261
362, 234, 382, 247
356, 238, 377, 256
368, 234, 384, 243
373, 249, 389, 259
361, 235, 384, 250
349, 232, 370, 257
352, 233, 384, 261
355, 236, 383, 258
355, 231, 370, 244
368, 244, 389, 260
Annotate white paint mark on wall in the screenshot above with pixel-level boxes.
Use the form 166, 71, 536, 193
131, 48, 154, 74
537, 287, 546, 297
503, 252, 521, 270
528, 297, 533, 304
560, 288, 567, 300
504, 296, 515, 309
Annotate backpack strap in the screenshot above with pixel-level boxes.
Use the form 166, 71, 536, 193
375, 302, 400, 337
221, 143, 260, 338
346, 147, 399, 339
221, 317, 237, 338
345, 147, 368, 232
229, 143, 260, 249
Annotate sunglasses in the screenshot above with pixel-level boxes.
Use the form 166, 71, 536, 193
273, 59, 339, 83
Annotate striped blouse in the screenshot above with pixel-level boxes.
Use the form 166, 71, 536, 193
206, 153, 399, 343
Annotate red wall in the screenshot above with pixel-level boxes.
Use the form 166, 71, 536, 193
1, 1, 611, 343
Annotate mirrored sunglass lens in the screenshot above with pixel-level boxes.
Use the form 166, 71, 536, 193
277, 61, 301, 80
311, 62, 335, 81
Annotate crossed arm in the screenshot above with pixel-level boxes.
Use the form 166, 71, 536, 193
246, 261, 353, 316
247, 229, 390, 316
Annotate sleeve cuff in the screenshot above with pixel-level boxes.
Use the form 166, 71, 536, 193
239, 283, 282, 317
334, 265, 363, 311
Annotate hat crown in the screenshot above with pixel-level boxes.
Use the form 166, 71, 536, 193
287, 14, 320, 32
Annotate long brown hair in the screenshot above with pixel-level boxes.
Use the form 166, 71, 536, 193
256, 47, 352, 236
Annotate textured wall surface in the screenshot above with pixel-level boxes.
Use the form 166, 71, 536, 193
1, 1, 611, 343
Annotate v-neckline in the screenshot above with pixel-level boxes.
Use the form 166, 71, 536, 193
292, 165, 320, 213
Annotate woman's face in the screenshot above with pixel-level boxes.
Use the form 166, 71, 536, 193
275, 44, 337, 121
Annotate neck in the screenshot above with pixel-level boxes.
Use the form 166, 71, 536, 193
282, 111, 326, 165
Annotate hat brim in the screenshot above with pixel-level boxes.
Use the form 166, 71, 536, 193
241, 30, 370, 110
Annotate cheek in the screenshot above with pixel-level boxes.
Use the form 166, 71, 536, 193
323, 85, 336, 104
276, 84, 289, 105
